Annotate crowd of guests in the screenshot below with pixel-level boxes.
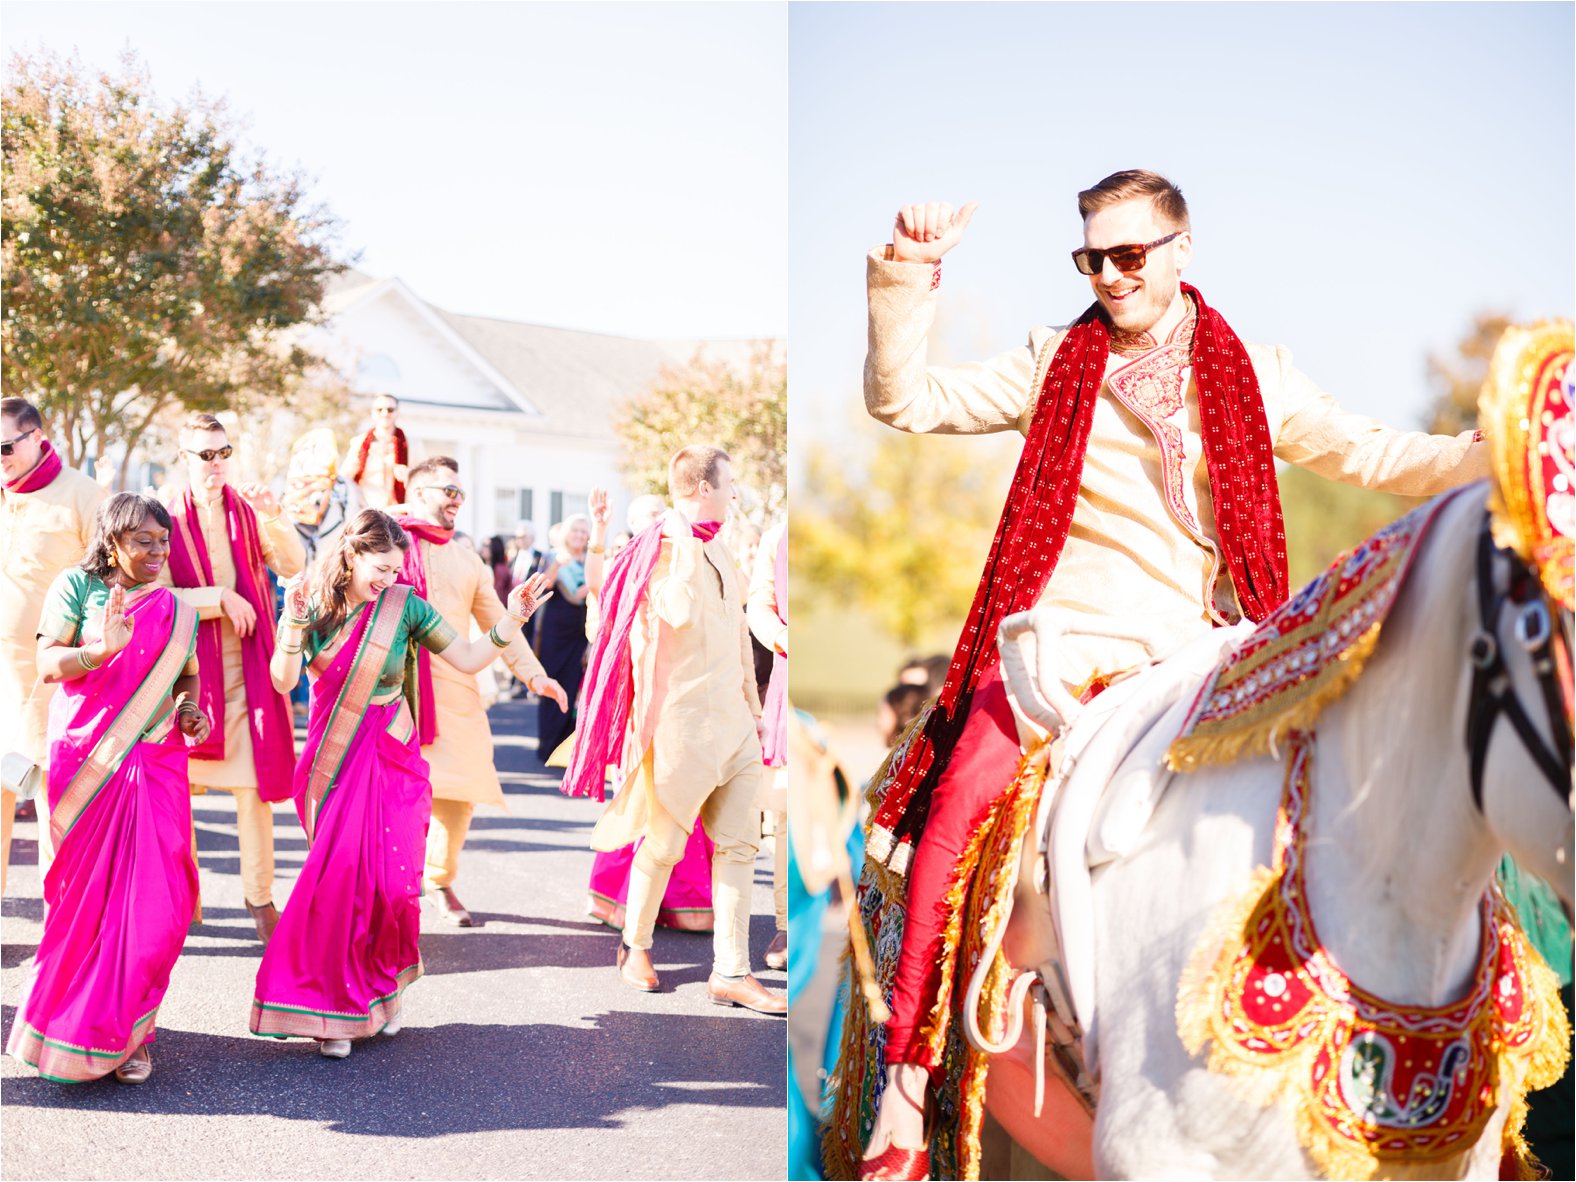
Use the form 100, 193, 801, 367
0, 393, 788, 1086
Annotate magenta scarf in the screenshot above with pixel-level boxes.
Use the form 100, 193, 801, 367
395, 515, 452, 745
6, 438, 63, 493
760, 527, 788, 768
561, 516, 721, 801
167, 486, 296, 803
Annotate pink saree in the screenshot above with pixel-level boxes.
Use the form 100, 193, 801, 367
6, 587, 200, 1082
250, 586, 430, 1040
587, 822, 716, 932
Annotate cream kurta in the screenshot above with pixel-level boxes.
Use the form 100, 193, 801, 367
865, 250, 1491, 685
0, 466, 107, 764
159, 493, 305, 791
411, 535, 546, 806
592, 532, 763, 851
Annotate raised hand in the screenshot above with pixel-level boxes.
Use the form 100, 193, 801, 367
282, 572, 310, 622
237, 482, 281, 517
892, 200, 979, 264
98, 583, 133, 657
178, 706, 212, 744
508, 573, 554, 620
588, 487, 611, 529
220, 587, 257, 638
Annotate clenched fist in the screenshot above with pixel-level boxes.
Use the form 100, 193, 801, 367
892, 200, 979, 264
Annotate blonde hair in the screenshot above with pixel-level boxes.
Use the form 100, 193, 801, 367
1077, 170, 1190, 232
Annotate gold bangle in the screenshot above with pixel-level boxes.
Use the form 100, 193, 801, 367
77, 645, 101, 671
588, 544, 605, 555
278, 644, 303, 656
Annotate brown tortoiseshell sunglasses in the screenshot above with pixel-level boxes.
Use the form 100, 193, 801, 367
1071, 231, 1182, 276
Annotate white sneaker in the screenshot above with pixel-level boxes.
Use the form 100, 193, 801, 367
381, 1016, 402, 1036
318, 1039, 351, 1059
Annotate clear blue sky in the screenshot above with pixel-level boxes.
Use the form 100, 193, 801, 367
790, 2, 1574, 452
3, 1, 787, 340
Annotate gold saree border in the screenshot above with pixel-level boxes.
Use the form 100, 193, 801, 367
51, 597, 199, 847
6, 1006, 160, 1084
303, 586, 409, 844
249, 961, 423, 1040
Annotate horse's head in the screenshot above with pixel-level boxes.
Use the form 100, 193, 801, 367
1470, 320, 1574, 905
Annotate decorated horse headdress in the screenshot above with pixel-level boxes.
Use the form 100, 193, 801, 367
1478, 318, 1574, 613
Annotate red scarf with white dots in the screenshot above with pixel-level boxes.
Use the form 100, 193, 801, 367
871, 283, 1287, 871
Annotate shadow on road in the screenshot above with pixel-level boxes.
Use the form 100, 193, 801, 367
0, 1003, 783, 1135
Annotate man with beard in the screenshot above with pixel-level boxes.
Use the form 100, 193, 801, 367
395, 457, 568, 926
0, 398, 107, 894
564, 445, 785, 1015
346, 392, 408, 510
161, 413, 305, 942
854, 171, 1490, 1177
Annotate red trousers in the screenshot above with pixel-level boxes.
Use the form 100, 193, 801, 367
885, 662, 1022, 1068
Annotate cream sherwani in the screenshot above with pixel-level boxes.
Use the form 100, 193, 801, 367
159, 492, 305, 907
410, 534, 547, 890
746, 521, 788, 933
0, 464, 106, 893
592, 530, 764, 976
866, 250, 1491, 691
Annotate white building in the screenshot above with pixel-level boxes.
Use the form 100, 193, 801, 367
306, 271, 772, 542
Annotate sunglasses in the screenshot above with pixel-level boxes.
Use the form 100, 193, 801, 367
417, 484, 466, 502
0, 428, 38, 457
1071, 231, 1182, 277
184, 446, 234, 462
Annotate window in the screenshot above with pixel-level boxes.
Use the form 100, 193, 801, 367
548, 491, 589, 527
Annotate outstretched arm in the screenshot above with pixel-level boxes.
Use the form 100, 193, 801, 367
435, 574, 553, 675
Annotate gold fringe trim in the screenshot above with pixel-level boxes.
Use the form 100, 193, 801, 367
1166, 619, 1384, 773
1177, 869, 1574, 1180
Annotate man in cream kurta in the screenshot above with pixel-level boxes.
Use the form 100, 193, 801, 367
393, 460, 569, 927
160, 419, 305, 940
591, 447, 785, 1014
855, 176, 1492, 1168
0, 398, 107, 894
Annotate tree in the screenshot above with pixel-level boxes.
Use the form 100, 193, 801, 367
793, 421, 1018, 647
1425, 311, 1514, 436
614, 341, 785, 519
2, 50, 345, 469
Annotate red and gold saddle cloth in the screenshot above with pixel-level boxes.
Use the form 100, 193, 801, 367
1177, 735, 1569, 1180
1167, 489, 1467, 774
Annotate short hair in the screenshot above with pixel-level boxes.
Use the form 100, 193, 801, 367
0, 397, 42, 433
80, 493, 173, 580
373, 393, 399, 406
1077, 170, 1190, 232
668, 444, 730, 501
408, 456, 458, 484
181, 412, 227, 444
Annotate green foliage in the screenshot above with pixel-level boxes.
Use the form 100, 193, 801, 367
1278, 464, 1413, 589
1425, 312, 1514, 436
1, 50, 345, 467
615, 342, 785, 519
793, 419, 1017, 646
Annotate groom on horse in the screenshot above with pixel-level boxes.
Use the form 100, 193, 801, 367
853, 170, 1492, 1180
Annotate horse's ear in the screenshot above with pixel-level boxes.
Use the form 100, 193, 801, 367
1477, 319, 1574, 612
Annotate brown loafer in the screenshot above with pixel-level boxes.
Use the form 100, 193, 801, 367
426, 886, 479, 927
707, 972, 787, 1015
616, 942, 660, 992
764, 931, 788, 971
114, 1046, 152, 1085
246, 901, 280, 944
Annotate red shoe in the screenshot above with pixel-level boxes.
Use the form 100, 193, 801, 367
858, 1143, 929, 1181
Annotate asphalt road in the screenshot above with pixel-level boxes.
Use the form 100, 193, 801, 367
1, 693, 787, 1181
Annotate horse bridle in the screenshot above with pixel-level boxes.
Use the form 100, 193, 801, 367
1465, 515, 1574, 811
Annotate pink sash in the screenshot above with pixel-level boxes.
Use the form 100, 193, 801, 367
167, 486, 295, 801
6, 587, 200, 1081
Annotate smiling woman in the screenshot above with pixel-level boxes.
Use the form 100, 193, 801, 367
250, 508, 553, 1059
6, 493, 205, 1085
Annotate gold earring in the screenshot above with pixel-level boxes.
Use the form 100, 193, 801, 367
108, 553, 117, 567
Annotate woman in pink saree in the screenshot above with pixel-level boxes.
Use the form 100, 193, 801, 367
6, 493, 210, 1085
250, 510, 550, 1059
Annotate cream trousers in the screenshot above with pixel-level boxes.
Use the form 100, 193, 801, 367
192, 784, 276, 908
623, 736, 762, 977
424, 797, 474, 890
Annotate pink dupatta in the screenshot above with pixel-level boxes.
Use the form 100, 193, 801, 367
7, 586, 200, 1081
561, 517, 720, 801
167, 486, 295, 802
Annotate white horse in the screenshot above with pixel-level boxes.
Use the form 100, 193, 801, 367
984, 482, 1572, 1179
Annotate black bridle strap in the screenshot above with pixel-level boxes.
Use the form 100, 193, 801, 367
1465, 522, 1574, 812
